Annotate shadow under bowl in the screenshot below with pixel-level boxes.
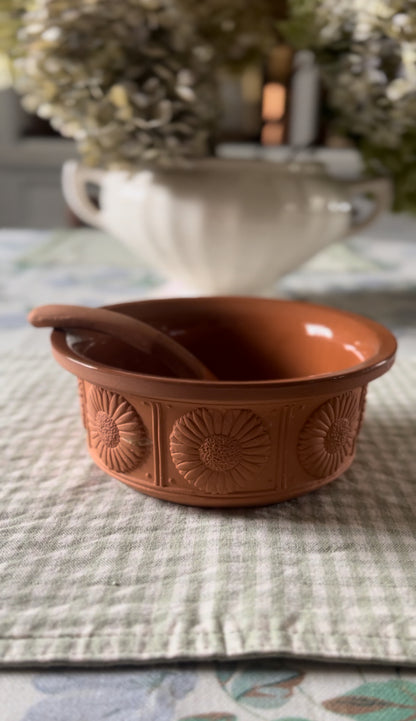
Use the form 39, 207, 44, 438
50, 296, 397, 507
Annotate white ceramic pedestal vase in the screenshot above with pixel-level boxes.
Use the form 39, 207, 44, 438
62, 158, 391, 295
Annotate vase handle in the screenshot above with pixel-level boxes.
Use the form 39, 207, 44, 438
62, 160, 105, 229
345, 177, 392, 236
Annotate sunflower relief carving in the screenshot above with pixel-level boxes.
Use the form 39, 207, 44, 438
77, 379, 87, 428
169, 408, 271, 494
87, 386, 148, 473
297, 392, 360, 479
357, 385, 368, 434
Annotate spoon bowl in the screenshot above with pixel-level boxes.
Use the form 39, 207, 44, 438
28, 304, 215, 381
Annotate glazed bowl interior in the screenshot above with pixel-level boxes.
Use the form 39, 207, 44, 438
64, 297, 395, 382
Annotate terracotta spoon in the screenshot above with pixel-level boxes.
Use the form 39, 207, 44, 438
28, 304, 216, 380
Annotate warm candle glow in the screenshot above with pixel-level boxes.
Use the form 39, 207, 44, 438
261, 122, 285, 145
262, 82, 286, 122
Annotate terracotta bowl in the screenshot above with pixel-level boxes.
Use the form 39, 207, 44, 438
50, 297, 396, 507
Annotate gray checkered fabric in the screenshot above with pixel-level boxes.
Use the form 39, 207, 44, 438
1, 351, 415, 666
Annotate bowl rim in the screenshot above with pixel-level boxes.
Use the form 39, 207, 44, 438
50, 296, 397, 402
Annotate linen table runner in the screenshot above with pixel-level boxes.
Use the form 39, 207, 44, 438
0, 352, 415, 665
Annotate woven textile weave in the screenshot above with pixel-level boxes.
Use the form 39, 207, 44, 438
0, 351, 415, 666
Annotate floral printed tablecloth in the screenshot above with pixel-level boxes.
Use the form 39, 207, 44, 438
5, 662, 416, 721
1, 214, 416, 720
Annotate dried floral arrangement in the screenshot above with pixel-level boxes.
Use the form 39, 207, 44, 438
2, 0, 416, 211
0, 0, 20, 87
282, 0, 416, 212
4, 0, 282, 168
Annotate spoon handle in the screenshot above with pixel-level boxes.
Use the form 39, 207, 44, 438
28, 304, 215, 380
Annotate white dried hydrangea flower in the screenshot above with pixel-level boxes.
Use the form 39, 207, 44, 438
13, 0, 218, 168
284, 0, 416, 210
